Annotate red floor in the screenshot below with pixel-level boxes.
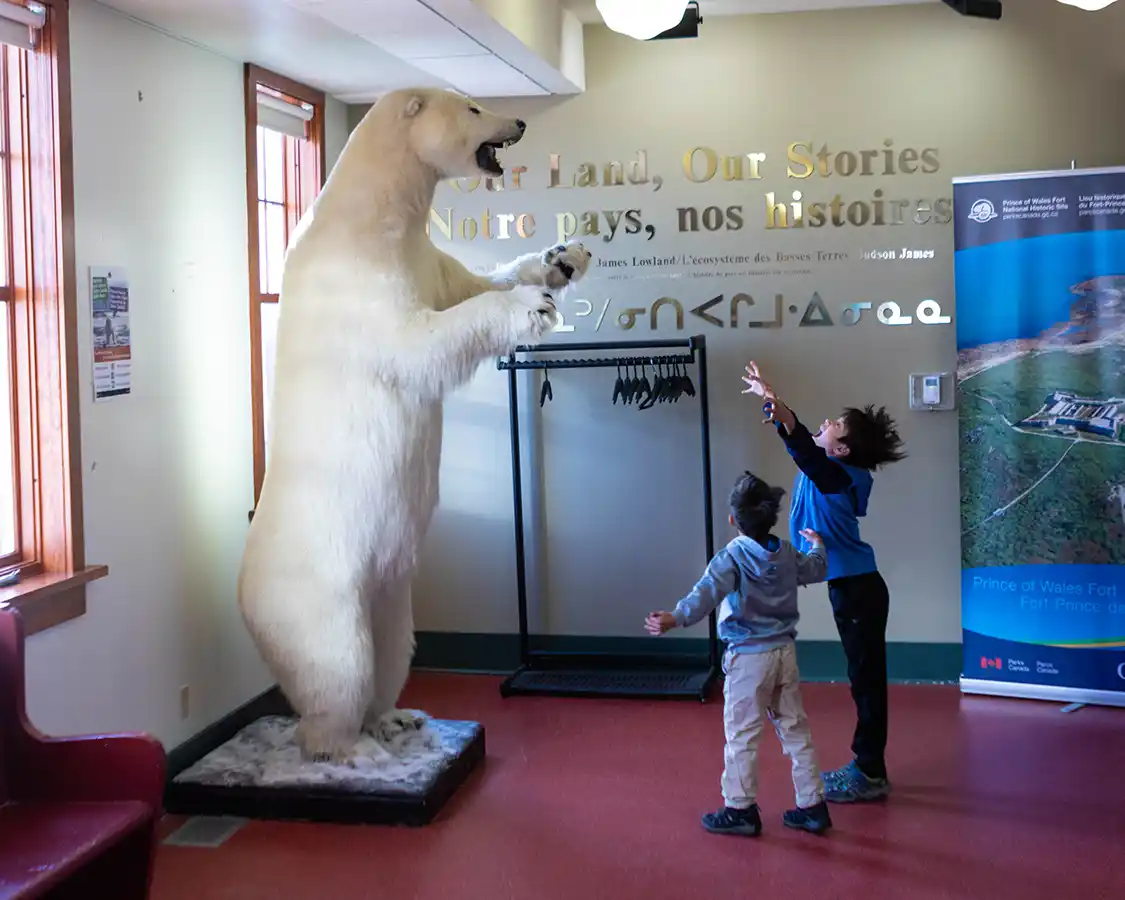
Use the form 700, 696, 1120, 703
153, 673, 1124, 900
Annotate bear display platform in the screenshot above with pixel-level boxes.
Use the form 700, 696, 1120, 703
165, 713, 484, 827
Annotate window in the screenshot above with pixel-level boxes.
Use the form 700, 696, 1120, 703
244, 65, 325, 506
0, 0, 103, 635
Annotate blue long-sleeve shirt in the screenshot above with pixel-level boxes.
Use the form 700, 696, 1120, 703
775, 416, 878, 581
672, 534, 827, 654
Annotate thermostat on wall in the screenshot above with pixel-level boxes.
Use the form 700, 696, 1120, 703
909, 372, 955, 411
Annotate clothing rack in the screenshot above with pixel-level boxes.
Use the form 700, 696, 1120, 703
495, 335, 720, 701
497, 352, 695, 370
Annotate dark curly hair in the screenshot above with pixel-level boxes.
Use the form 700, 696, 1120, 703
840, 405, 906, 470
729, 471, 786, 541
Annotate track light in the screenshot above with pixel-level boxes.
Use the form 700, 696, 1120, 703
1055, 0, 1118, 10
595, 0, 689, 41
595, 1, 701, 42
647, 2, 701, 40
941, 0, 1003, 18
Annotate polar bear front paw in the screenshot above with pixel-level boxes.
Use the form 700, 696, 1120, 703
508, 286, 559, 342
540, 241, 592, 290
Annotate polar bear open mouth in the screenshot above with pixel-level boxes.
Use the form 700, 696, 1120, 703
476, 137, 518, 176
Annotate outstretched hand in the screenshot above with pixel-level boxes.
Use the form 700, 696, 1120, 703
645, 611, 677, 636
741, 361, 791, 428
741, 361, 775, 400
799, 528, 824, 548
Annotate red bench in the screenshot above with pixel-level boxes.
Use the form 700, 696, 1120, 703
0, 606, 166, 899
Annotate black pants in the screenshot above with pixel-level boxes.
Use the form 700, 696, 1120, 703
828, 570, 890, 780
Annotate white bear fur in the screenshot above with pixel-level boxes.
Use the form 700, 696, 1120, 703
237, 88, 590, 762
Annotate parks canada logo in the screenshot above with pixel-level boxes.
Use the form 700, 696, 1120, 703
967, 199, 998, 223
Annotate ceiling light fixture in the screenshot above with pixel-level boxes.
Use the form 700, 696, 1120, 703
940, 0, 1003, 18
595, 0, 688, 41
1056, 0, 1118, 9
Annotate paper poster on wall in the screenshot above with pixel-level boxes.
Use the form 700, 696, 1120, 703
953, 165, 1125, 707
90, 266, 132, 401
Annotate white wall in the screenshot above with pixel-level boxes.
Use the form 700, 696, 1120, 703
22, 0, 350, 747
350, 0, 1125, 650
324, 95, 348, 177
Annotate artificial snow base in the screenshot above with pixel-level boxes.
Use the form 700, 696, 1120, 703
165, 714, 484, 827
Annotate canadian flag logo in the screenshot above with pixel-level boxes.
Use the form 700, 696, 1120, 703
980, 657, 1002, 670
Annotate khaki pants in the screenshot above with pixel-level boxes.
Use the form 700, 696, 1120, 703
721, 642, 823, 810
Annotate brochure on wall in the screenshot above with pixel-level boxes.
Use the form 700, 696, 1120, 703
89, 266, 132, 401
953, 165, 1125, 708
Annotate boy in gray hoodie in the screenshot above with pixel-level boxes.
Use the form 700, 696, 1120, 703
645, 471, 831, 837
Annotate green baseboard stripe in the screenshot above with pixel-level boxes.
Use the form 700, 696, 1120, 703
412, 632, 961, 683
164, 636, 958, 777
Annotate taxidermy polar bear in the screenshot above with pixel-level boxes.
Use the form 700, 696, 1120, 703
237, 87, 591, 762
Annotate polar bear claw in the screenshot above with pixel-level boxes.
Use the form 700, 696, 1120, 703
541, 241, 593, 289
365, 708, 429, 743
504, 240, 592, 291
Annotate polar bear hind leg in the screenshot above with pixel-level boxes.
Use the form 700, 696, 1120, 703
363, 573, 428, 742
290, 606, 375, 761
243, 571, 375, 763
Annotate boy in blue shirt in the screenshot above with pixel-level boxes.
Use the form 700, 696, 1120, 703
741, 361, 905, 804
645, 471, 832, 837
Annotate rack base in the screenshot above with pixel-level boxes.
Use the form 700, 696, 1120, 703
499, 655, 720, 701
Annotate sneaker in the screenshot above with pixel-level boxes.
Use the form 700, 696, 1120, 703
824, 760, 892, 803
783, 801, 833, 835
701, 804, 763, 837
821, 758, 888, 786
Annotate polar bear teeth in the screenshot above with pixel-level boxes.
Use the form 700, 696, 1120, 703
477, 142, 505, 175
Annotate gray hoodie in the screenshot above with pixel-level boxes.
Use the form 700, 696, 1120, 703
673, 534, 827, 654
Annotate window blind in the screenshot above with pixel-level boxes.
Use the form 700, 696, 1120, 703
0, 1, 45, 51
257, 92, 313, 140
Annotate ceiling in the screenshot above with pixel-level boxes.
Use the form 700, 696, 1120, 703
95, 0, 940, 103
94, 0, 561, 101
565, 0, 937, 22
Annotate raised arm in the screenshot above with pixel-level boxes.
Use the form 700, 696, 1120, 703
742, 362, 851, 495
431, 241, 591, 312
773, 413, 852, 495
431, 249, 506, 311
362, 288, 557, 400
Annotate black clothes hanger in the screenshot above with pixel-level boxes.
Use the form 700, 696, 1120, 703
658, 362, 677, 404
637, 360, 652, 405
680, 361, 696, 398
539, 365, 553, 407
639, 359, 664, 411
609, 356, 697, 410
660, 361, 680, 403
642, 361, 665, 410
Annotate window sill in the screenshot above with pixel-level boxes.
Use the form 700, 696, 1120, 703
0, 565, 109, 636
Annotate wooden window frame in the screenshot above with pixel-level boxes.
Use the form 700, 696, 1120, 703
0, 0, 106, 636
244, 64, 325, 508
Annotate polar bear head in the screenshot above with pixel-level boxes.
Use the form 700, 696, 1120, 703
354, 88, 526, 181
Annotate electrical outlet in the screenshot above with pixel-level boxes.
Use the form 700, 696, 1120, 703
179, 685, 190, 720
